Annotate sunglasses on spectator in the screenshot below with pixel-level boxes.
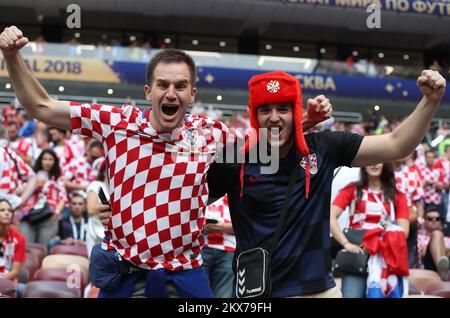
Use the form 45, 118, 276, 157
426, 216, 441, 222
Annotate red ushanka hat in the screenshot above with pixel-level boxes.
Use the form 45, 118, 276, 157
240, 71, 311, 199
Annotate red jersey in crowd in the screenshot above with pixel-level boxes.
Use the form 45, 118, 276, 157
333, 183, 409, 229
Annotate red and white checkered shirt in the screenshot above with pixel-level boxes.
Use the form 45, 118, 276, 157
395, 166, 424, 208
436, 157, 450, 185
418, 164, 445, 205
333, 184, 409, 229
0, 142, 34, 195
70, 103, 240, 270
9, 138, 33, 159
417, 233, 450, 258
22, 173, 67, 215
67, 134, 86, 158
52, 142, 75, 170
203, 195, 236, 252
0, 227, 26, 274
62, 156, 94, 185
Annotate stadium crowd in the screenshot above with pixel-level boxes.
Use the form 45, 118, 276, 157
0, 94, 449, 298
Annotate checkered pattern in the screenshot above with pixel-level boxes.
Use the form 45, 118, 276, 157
418, 164, 445, 205
52, 142, 75, 170
22, 176, 67, 215
333, 184, 409, 229
0, 227, 26, 274
203, 195, 236, 252
395, 166, 424, 207
70, 103, 241, 270
67, 134, 86, 158
62, 156, 94, 185
9, 138, 33, 159
436, 157, 450, 185
417, 233, 450, 259
0, 144, 34, 195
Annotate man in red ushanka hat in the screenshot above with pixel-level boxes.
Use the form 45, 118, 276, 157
207, 69, 446, 298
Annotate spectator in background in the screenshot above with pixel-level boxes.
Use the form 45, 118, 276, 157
18, 111, 36, 138
6, 120, 33, 165
1, 100, 19, 125
0, 124, 37, 210
20, 149, 66, 249
421, 150, 446, 217
31, 127, 51, 165
86, 159, 108, 257
417, 205, 450, 280
331, 163, 410, 298
48, 193, 88, 253
201, 195, 235, 298
437, 121, 450, 139
393, 153, 425, 268
366, 109, 379, 133
429, 60, 443, 73
0, 199, 26, 293
48, 127, 74, 170
62, 140, 104, 199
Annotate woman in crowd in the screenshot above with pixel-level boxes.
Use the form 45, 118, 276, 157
330, 162, 410, 298
20, 149, 66, 250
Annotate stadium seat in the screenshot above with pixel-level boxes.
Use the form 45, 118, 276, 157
33, 268, 88, 291
425, 282, 450, 298
0, 278, 17, 298
50, 244, 88, 258
26, 244, 46, 266
23, 252, 40, 279
408, 283, 421, 295
26, 242, 47, 256
409, 269, 442, 293
23, 280, 81, 298
41, 254, 89, 279
17, 266, 30, 284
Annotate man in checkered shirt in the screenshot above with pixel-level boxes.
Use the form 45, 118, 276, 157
0, 26, 332, 298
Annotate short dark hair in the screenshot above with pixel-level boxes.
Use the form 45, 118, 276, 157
425, 205, 442, 216
146, 49, 197, 87
89, 140, 103, 150
48, 127, 66, 135
70, 193, 85, 202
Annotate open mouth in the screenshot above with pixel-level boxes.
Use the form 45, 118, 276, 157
161, 104, 179, 117
269, 126, 282, 135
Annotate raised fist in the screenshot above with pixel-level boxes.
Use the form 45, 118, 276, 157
0, 26, 29, 57
306, 94, 333, 124
417, 70, 446, 103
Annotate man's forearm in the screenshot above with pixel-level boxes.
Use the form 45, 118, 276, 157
4, 53, 52, 120
390, 96, 440, 158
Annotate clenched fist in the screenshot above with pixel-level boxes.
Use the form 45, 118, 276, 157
306, 95, 333, 124
0, 26, 29, 57
417, 70, 446, 103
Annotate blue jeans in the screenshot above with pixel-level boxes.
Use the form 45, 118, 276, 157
341, 272, 367, 298
201, 247, 234, 298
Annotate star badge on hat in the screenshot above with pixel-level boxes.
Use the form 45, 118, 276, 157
266, 80, 280, 94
